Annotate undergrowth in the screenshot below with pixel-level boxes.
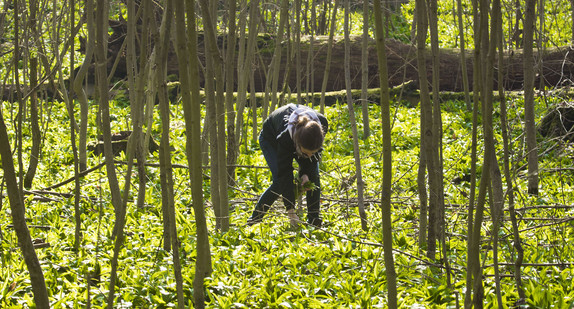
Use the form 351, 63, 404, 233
1, 93, 574, 308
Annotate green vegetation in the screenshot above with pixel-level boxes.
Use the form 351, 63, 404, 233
2, 92, 574, 307
398, 0, 572, 48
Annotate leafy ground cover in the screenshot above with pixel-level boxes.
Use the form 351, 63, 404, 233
2, 93, 574, 308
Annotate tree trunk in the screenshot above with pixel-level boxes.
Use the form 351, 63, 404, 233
464, 0, 482, 307
265, 0, 289, 116
361, 0, 370, 139
225, 0, 238, 187
469, 0, 491, 306
127, 0, 152, 211
305, 2, 315, 103
524, 0, 539, 195
23, 0, 41, 190
174, 1, 213, 306
457, 0, 472, 110
374, 0, 398, 306
156, 0, 174, 253
15, 0, 24, 195
155, 3, 183, 305
198, 0, 229, 232
0, 113, 50, 309
429, 0, 449, 280
345, 0, 368, 231
416, 0, 439, 260
487, 0, 505, 305
319, 0, 338, 114
294, 0, 302, 105
94, 0, 127, 305
67, 0, 83, 254
235, 0, 260, 149
499, 17, 526, 305
72, 0, 94, 173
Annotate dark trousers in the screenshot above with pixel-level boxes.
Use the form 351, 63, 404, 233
250, 135, 321, 223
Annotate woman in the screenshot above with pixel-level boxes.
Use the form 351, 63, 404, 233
247, 103, 328, 228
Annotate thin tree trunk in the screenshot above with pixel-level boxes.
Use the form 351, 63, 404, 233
456, 0, 472, 111
199, 0, 221, 231
15, 0, 24, 195
155, 3, 183, 305
428, 0, 445, 264
266, 0, 289, 116
464, 0, 482, 306
199, 0, 229, 232
469, 0, 492, 306
295, 0, 302, 105
50, 0, 82, 254
499, 17, 526, 304
174, 1, 213, 306
487, 0, 505, 305
415, 0, 439, 260
305, 1, 315, 103
235, 0, 260, 147
24, 0, 41, 189
373, 0, 397, 306
524, 0, 539, 195
225, 0, 238, 187
319, 0, 338, 114
128, 0, 152, 211
94, 0, 122, 230
0, 113, 50, 309
155, 0, 173, 252
344, 0, 367, 231
67, 0, 83, 253
251, 70, 258, 143
95, 0, 129, 305
538, 0, 545, 91
73, 0, 93, 173
361, 0, 370, 139
417, 151, 428, 250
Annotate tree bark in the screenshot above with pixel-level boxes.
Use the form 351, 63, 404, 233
174, 1, 213, 307
154, 2, 184, 305
235, 0, 260, 150
361, 0, 370, 139
225, 0, 238, 188
23, 0, 41, 190
524, 0, 539, 195
464, 0, 482, 307
266, 0, 289, 116
457, 0, 472, 110
72, 0, 95, 173
0, 112, 50, 309
198, 0, 229, 232
487, 0, 505, 305
429, 0, 449, 280
344, 0, 368, 231
374, 0, 398, 306
319, 0, 338, 114
416, 0, 439, 260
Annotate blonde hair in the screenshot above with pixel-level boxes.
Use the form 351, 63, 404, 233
293, 115, 324, 151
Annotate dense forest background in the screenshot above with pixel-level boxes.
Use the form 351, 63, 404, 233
1, 0, 574, 308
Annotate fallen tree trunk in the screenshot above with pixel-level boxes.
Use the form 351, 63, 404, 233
4, 21, 574, 100
97, 23, 574, 92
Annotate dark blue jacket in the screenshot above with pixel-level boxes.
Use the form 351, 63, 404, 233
260, 103, 328, 208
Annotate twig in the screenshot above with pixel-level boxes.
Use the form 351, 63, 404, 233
515, 204, 574, 211
8, 224, 52, 230
486, 262, 574, 268
42, 161, 106, 191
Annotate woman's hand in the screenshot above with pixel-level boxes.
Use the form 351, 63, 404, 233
300, 174, 310, 191
287, 209, 300, 227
